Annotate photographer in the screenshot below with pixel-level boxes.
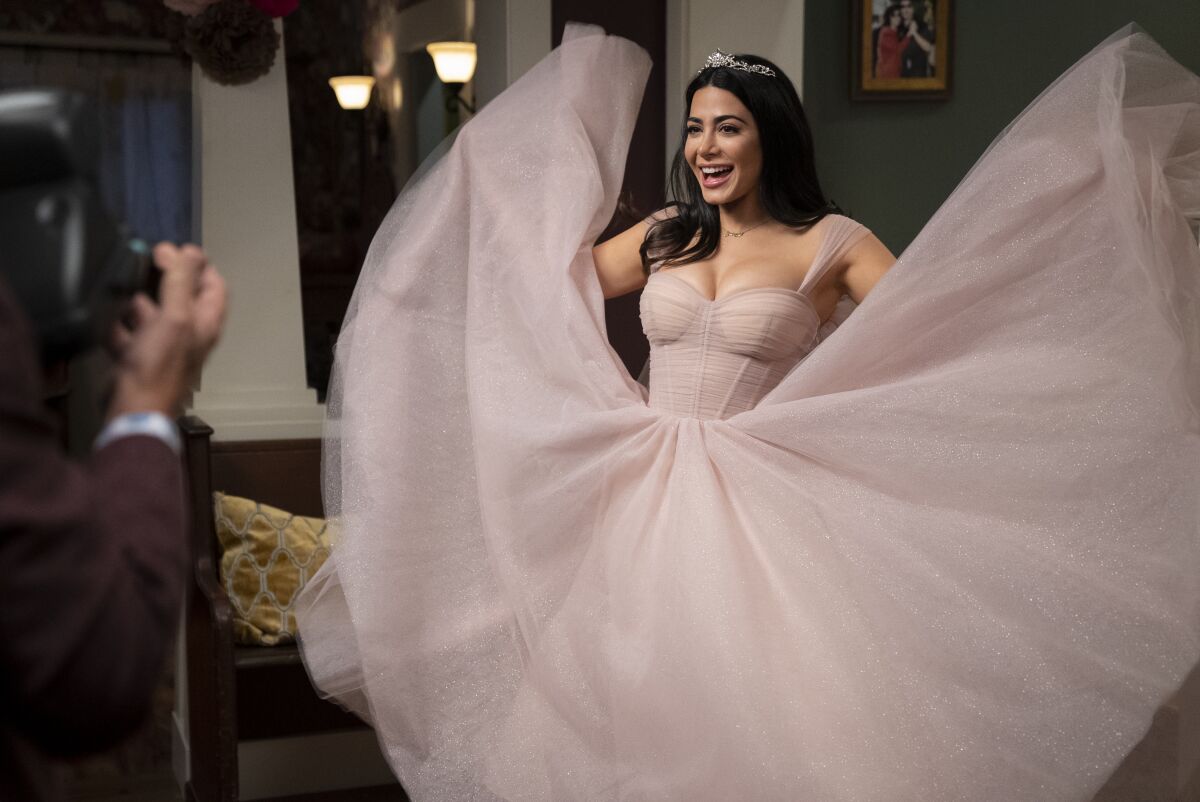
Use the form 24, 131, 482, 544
0, 242, 226, 799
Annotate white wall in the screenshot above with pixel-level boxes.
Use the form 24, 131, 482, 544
187, 21, 323, 442
474, 0, 552, 108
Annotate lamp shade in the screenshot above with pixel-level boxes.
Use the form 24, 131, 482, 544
426, 42, 477, 84
328, 76, 375, 110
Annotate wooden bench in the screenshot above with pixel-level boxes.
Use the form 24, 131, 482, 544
180, 415, 407, 802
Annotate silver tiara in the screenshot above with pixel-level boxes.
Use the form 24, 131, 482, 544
701, 50, 776, 78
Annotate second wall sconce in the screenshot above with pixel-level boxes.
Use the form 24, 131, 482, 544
426, 41, 477, 114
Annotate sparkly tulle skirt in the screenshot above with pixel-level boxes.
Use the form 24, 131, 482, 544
295, 24, 1200, 801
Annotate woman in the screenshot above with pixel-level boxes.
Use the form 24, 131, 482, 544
874, 4, 910, 79
594, 50, 894, 339
297, 25, 1200, 801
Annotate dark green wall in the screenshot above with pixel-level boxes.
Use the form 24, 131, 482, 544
802, 2, 1200, 253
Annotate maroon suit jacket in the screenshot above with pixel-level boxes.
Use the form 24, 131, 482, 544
0, 279, 188, 801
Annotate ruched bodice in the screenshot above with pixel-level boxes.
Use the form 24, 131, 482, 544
641, 276, 820, 419
641, 215, 868, 419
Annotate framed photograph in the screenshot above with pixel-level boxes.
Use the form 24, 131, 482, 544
851, 0, 953, 101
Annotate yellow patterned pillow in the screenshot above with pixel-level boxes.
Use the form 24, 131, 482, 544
214, 493, 331, 646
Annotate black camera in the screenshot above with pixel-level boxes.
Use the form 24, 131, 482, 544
0, 89, 154, 362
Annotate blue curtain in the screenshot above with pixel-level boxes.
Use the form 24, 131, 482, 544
0, 45, 192, 244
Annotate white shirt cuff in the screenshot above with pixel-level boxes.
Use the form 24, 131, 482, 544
93, 411, 182, 455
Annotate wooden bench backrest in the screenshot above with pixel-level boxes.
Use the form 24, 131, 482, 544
209, 438, 324, 518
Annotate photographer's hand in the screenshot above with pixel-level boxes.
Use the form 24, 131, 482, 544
106, 243, 228, 419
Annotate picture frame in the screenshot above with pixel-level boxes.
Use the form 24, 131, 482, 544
851, 0, 953, 101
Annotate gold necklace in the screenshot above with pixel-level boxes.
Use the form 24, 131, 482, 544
721, 218, 771, 238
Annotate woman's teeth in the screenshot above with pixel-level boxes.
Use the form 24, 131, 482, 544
701, 166, 732, 187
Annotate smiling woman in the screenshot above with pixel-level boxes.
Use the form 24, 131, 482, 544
638, 50, 852, 272
592, 48, 894, 317
297, 24, 1200, 801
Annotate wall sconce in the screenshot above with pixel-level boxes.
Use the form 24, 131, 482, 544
328, 75, 376, 110
426, 41, 476, 114
426, 41, 477, 83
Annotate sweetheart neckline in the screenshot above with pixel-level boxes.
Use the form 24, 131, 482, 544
649, 271, 819, 313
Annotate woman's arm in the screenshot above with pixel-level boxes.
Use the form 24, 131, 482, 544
839, 233, 897, 303
593, 220, 653, 299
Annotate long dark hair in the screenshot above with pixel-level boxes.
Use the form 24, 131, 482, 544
883, 3, 904, 29
640, 55, 841, 273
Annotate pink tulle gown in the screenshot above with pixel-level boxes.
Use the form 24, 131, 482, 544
295, 24, 1200, 801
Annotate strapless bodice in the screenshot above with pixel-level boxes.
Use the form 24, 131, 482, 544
639, 214, 869, 420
